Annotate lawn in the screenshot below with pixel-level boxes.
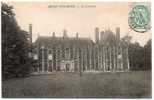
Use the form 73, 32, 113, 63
2, 71, 151, 98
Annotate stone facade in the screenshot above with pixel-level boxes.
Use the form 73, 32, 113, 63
32, 27, 130, 73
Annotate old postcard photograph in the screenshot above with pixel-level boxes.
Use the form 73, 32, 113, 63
2, 1, 151, 98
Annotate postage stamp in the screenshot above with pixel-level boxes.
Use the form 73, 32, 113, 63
128, 5, 151, 33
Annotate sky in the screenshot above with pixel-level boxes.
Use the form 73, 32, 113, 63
8, 2, 151, 46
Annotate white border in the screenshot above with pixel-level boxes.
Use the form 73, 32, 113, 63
1, 0, 152, 2
0, 0, 153, 100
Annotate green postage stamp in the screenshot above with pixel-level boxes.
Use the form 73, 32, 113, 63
128, 5, 151, 33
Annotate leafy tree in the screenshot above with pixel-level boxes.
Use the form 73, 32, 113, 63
128, 42, 144, 70
122, 36, 151, 71
143, 39, 151, 70
121, 35, 132, 46
2, 3, 32, 79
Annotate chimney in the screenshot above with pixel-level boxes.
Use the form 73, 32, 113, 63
116, 27, 120, 41
28, 24, 33, 58
63, 29, 67, 38
52, 32, 55, 37
76, 32, 79, 39
29, 24, 32, 43
100, 31, 104, 42
95, 27, 99, 43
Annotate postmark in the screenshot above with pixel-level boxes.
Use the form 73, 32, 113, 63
128, 5, 151, 33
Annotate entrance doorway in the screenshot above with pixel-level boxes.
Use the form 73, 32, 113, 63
66, 63, 70, 72
61, 60, 74, 72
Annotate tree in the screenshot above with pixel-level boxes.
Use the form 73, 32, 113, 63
121, 36, 151, 71
128, 42, 144, 70
143, 39, 151, 70
2, 3, 32, 79
121, 35, 132, 46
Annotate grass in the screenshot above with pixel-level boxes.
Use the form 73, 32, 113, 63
2, 71, 151, 98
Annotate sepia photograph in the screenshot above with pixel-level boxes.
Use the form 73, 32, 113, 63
2, 1, 151, 98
